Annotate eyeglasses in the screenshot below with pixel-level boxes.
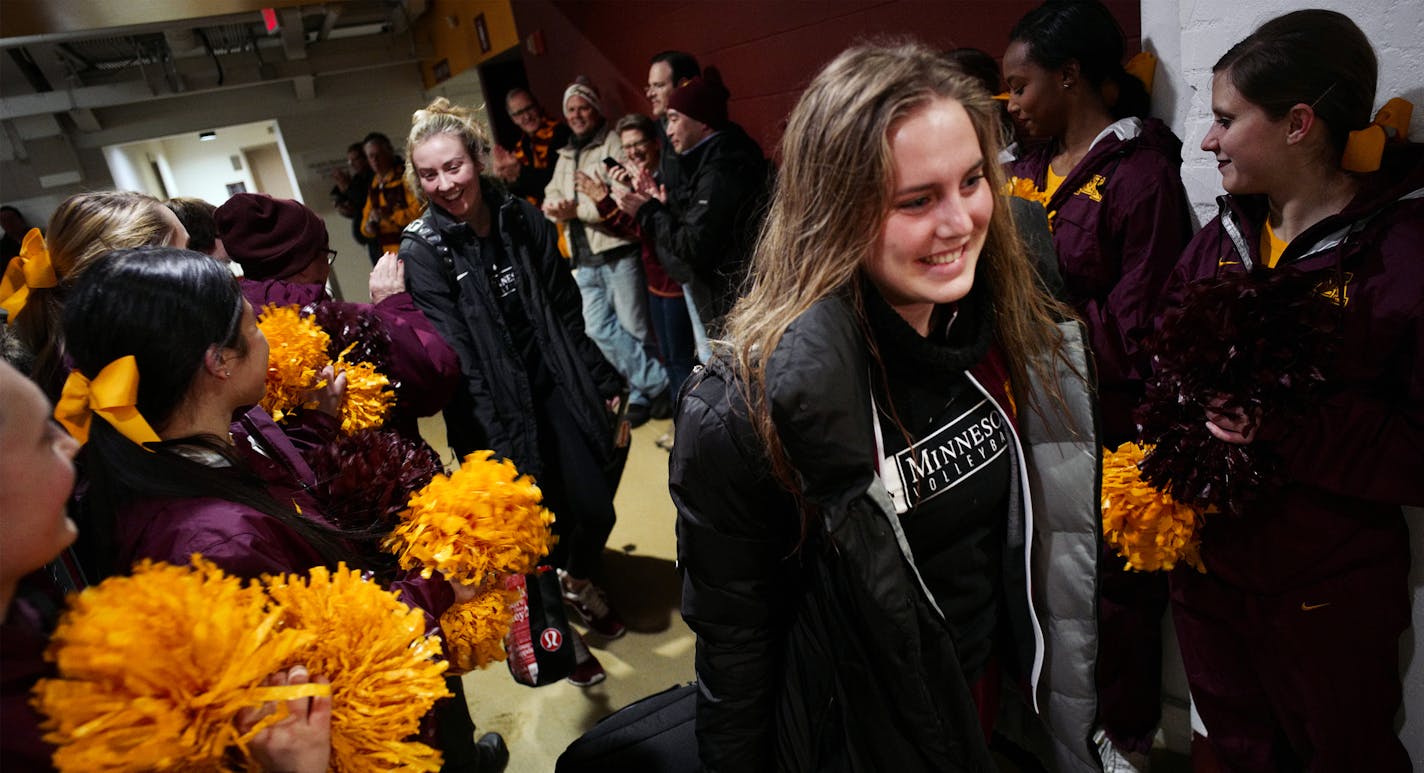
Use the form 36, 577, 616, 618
324, 248, 338, 265
621, 138, 652, 153
509, 104, 538, 119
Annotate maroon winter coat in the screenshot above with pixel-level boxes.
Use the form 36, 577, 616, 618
111, 406, 454, 631
241, 279, 460, 438
1, 599, 56, 770
1006, 117, 1193, 445
1164, 143, 1424, 593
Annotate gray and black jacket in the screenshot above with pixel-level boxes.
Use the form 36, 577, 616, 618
672, 292, 1102, 772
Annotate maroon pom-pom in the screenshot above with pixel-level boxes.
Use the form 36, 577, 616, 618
1136, 269, 1339, 514
311, 300, 392, 375
308, 429, 443, 533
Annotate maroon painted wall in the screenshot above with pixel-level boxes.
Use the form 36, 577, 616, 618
504, 0, 1141, 159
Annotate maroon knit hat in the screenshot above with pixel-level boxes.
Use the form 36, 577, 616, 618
667, 66, 730, 129
214, 193, 328, 280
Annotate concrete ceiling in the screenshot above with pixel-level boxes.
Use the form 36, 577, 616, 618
0, 1, 432, 189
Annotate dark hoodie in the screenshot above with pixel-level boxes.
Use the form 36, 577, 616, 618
1165, 143, 1424, 593
1006, 117, 1194, 445
635, 123, 771, 332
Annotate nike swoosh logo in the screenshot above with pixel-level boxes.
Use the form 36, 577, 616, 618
1300, 601, 1331, 611
456, 271, 469, 280
1218, 259, 1239, 266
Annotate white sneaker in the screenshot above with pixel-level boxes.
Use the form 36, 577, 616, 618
1094, 728, 1150, 773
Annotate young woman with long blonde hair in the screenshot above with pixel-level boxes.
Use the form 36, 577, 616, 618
671, 41, 1102, 771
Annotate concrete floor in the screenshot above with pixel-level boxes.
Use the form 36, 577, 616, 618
437, 416, 694, 773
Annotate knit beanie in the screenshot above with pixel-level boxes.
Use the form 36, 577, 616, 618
667, 67, 730, 129
562, 77, 603, 117
214, 193, 328, 280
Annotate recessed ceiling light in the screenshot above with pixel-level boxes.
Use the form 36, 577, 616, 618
199, 131, 217, 141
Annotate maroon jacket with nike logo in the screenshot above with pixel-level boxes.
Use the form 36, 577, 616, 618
1163, 142, 1424, 593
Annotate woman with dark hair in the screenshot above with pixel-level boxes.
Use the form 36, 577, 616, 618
1167, 10, 1421, 770
1002, 3, 1194, 764
673, 41, 1100, 771
62, 247, 350, 581
59, 247, 507, 771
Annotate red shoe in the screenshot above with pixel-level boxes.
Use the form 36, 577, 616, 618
567, 635, 607, 688
558, 570, 627, 639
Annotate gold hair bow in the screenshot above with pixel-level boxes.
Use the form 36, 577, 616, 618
55, 355, 161, 447
0, 229, 58, 317
1343, 97, 1413, 173
1124, 51, 1157, 95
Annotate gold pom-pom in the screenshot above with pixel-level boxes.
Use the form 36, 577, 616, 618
32, 559, 321, 771
440, 586, 521, 673
335, 354, 395, 434
386, 451, 557, 587
1102, 442, 1205, 572
1003, 175, 1051, 208
257, 304, 330, 423
263, 565, 450, 772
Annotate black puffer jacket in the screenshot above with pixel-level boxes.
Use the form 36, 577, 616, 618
400, 180, 623, 478
672, 294, 1102, 772
636, 124, 770, 330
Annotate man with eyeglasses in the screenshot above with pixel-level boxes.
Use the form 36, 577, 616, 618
491, 88, 571, 207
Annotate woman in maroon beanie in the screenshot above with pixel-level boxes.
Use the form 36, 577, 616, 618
214, 192, 459, 440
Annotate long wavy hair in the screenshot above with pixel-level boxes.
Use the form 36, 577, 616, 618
723, 40, 1078, 497
15, 191, 177, 397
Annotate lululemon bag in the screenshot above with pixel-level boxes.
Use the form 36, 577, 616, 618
504, 568, 577, 687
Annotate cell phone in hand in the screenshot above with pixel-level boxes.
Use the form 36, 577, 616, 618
602, 156, 630, 180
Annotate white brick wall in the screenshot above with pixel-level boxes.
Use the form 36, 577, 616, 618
1141, 0, 1424, 760
1145, 0, 1424, 226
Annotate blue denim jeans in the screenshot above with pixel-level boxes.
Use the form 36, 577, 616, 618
684, 285, 712, 363
574, 255, 668, 405
648, 291, 695, 397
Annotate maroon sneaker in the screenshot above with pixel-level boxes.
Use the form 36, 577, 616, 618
558, 570, 627, 639
567, 634, 607, 688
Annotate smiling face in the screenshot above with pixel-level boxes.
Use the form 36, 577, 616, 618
0, 361, 80, 590
506, 90, 542, 135
665, 109, 711, 154
866, 96, 994, 336
1002, 39, 1069, 140
647, 61, 675, 118
1202, 70, 1289, 196
564, 95, 600, 136
620, 128, 659, 172
412, 133, 484, 223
